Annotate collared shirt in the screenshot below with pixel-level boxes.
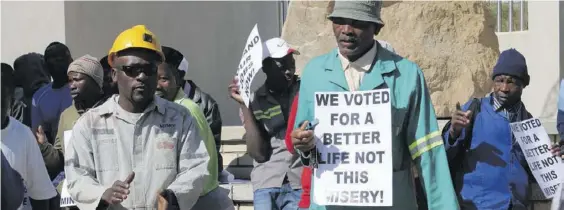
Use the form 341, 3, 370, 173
65, 95, 210, 210
337, 42, 378, 91
296, 47, 459, 209
243, 82, 303, 191
490, 92, 524, 122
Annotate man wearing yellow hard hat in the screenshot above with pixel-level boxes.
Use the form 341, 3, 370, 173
64, 25, 210, 210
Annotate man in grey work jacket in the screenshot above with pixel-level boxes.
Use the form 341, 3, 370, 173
228, 37, 303, 210
64, 25, 210, 210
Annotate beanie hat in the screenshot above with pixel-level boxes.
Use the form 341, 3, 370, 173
328, 0, 384, 26
68, 54, 104, 88
492, 48, 529, 86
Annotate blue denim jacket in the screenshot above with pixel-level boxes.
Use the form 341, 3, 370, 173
444, 95, 533, 209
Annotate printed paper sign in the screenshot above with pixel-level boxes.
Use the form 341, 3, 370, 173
313, 89, 393, 206
235, 24, 263, 108
60, 180, 76, 207
511, 118, 563, 199
52, 130, 74, 188
60, 130, 76, 207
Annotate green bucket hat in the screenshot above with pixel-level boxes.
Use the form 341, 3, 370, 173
328, 0, 385, 26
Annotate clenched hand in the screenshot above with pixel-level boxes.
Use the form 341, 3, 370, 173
291, 121, 315, 152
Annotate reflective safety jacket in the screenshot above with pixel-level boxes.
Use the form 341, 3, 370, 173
294, 43, 459, 210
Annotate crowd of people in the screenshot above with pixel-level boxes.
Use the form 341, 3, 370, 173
3, 1, 564, 210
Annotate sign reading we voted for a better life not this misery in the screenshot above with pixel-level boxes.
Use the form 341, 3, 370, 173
313, 89, 393, 206
511, 118, 564, 199
235, 24, 263, 108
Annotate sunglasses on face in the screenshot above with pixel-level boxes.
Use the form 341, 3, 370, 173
117, 64, 158, 77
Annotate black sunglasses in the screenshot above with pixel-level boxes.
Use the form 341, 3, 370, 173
118, 64, 158, 77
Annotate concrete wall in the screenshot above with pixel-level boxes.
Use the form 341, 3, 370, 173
63, 1, 282, 126
496, 1, 562, 122
1, 1, 66, 64
2, 1, 283, 126
4, 1, 564, 125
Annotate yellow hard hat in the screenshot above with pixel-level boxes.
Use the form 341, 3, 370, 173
108, 25, 165, 64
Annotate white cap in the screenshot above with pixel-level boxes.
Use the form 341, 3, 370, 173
263, 38, 300, 60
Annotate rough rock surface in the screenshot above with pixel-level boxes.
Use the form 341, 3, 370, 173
282, 1, 500, 117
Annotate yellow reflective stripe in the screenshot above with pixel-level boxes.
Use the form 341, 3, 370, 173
255, 109, 282, 120
411, 140, 443, 160
253, 105, 281, 115
408, 130, 440, 151
408, 131, 443, 160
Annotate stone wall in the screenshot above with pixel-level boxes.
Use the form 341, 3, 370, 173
282, 1, 501, 117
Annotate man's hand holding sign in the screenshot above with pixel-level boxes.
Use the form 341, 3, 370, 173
511, 118, 564, 198
292, 121, 315, 153
234, 24, 263, 108
294, 89, 393, 206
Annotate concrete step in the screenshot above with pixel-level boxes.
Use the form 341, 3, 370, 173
220, 126, 254, 204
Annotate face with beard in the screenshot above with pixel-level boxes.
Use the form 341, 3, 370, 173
263, 55, 296, 92
45, 43, 73, 83
331, 17, 378, 61
155, 63, 179, 101
493, 74, 524, 107
111, 49, 160, 110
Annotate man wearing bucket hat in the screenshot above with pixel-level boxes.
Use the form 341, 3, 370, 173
291, 1, 458, 209
228, 37, 304, 210
64, 25, 210, 210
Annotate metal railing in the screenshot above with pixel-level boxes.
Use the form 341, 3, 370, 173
493, 0, 528, 32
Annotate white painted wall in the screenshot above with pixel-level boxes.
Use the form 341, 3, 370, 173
496, 1, 561, 121
2, 0, 562, 124
0, 1, 66, 65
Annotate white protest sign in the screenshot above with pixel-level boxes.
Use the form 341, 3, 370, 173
60, 130, 76, 207
235, 24, 263, 108
313, 89, 393, 206
511, 118, 563, 199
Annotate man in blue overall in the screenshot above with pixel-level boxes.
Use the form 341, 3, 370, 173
444, 48, 534, 210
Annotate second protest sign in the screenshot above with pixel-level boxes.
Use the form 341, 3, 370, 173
511, 118, 563, 199
313, 89, 393, 206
